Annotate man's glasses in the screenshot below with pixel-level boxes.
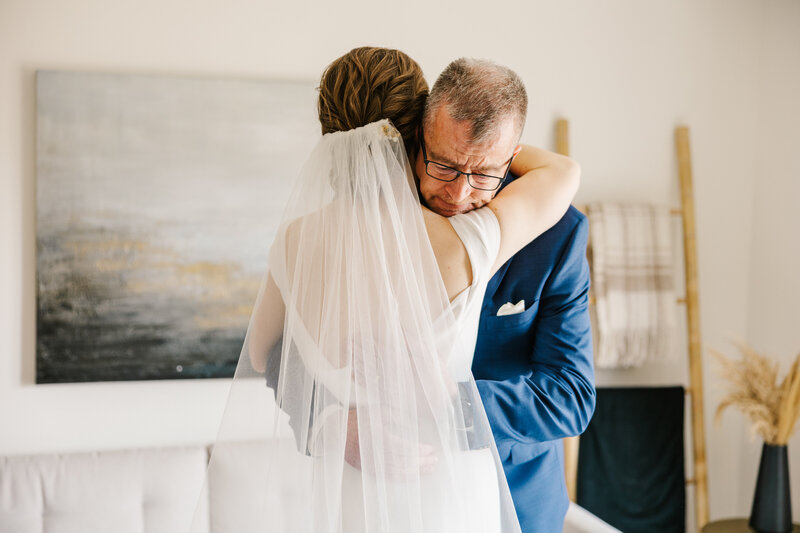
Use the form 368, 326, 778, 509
420, 131, 514, 192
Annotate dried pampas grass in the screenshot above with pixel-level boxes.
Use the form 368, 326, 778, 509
713, 342, 800, 445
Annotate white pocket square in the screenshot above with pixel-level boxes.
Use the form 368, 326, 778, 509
497, 300, 525, 316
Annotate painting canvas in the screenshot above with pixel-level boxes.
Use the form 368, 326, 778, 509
36, 70, 320, 383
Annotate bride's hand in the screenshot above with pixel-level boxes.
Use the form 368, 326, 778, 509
344, 407, 438, 480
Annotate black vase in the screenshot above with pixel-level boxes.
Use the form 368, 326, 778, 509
750, 443, 792, 533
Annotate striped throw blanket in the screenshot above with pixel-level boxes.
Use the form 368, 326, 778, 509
586, 203, 678, 368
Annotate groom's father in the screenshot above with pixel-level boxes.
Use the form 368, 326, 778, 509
416, 58, 595, 533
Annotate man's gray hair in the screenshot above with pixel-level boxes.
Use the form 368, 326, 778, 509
423, 58, 528, 145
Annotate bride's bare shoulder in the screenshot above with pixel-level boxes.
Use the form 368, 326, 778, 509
421, 206, 472, 299
422, 206, 456, 246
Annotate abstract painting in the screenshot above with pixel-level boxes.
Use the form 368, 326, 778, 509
36, 70, 320, 383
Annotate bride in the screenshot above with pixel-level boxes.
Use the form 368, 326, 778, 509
195, 47, 579, 533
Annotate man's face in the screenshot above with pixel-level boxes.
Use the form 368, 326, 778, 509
415, 105, 520, 217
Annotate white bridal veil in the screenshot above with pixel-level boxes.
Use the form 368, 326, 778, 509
189, 120, 521, 533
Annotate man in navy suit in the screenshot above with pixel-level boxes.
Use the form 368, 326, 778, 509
415, 58, 595, 533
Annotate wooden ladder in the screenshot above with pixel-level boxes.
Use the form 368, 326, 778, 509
557, 119, 709, 531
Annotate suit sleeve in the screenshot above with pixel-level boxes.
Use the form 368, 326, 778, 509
475, 216, 596, 443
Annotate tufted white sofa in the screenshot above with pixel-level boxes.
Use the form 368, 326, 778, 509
0, 445, 209, 533
0, 442, 616, 533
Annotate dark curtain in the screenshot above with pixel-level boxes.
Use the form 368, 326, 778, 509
577, 386, 686, 533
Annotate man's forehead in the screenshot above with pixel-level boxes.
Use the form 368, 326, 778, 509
426, 127, 515, 170
427, 142, 497, 168
426, 106, 518, 167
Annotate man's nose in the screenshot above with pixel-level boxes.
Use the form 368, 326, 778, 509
444, 175, 472, 203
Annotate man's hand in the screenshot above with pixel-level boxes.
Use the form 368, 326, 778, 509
344, 408, 438, 479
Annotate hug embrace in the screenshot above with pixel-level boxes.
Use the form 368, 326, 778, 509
196, 47, 595, 533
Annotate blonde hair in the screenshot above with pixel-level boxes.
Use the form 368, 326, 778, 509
318, 47, 429, 157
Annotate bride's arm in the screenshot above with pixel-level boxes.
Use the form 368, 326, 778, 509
488, 145, 580, 273
248, 273, 285, 373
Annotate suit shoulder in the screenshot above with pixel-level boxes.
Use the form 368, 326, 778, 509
502, 174, 586, 233
559, 205, 587, 231
507, 206, 587, 267
539, 205, 587, 244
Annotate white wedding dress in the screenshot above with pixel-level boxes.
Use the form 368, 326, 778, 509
192, 120, 521, 533
337, 207, 503, 533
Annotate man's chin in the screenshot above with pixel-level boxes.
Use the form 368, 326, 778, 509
435, 203, 476, 217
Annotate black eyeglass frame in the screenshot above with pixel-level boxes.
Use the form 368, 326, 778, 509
419, 130, 515, 192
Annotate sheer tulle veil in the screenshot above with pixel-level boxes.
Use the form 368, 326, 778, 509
188, 119, 521, 532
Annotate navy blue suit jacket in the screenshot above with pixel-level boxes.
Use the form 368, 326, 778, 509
473, 204, 595, 533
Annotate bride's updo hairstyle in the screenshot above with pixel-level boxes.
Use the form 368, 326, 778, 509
318, 47, 428, 158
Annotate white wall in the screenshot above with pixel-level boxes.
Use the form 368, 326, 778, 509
745, 0, 800, 518
1, 0, 796, 524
